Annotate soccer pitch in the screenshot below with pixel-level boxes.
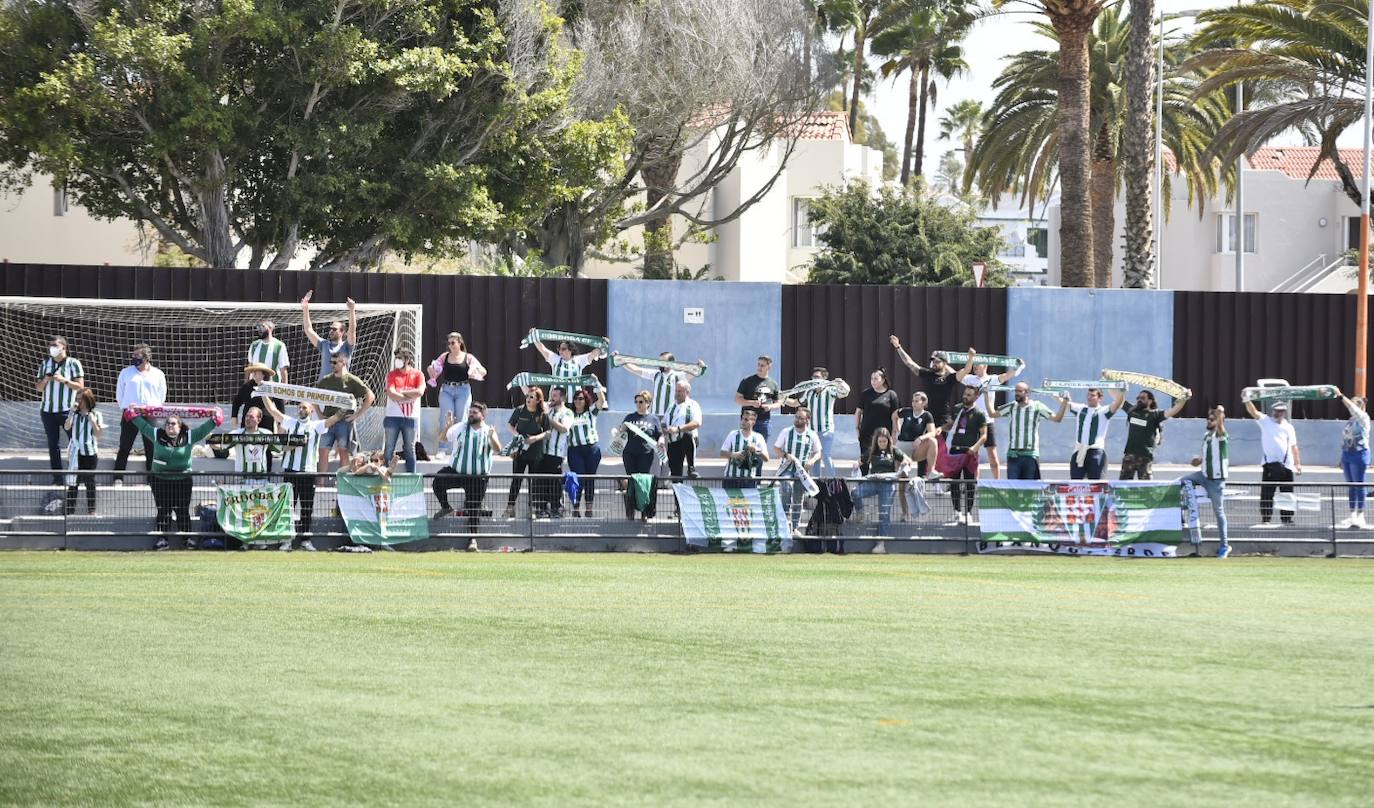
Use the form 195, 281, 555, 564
1, 553, 1370, 807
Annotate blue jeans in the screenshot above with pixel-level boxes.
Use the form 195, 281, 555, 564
754, 418, 770, 441
1182, 472, 1229, 549
383, 416, 417, 472
780, 472, 809, 527
812, 431, 838, 478
1006, 453, 1040, 480
438, 384, 471, 451
567, 444, 601, 505
1342, 447, 1369, 509
320, 419, 352, 449
1069, 448, 1106, 480
853, 480, 896, 536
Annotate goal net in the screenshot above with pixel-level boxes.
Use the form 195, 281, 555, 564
0, 296, 421, 452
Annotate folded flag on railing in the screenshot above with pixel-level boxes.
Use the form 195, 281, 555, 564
674, 483, 792, 554
610, 353, 707, 377
1100, 369, 1190, 400
336, 473, 429, 545
215, 483, 295, 544
1241, 384, 1339, 402
253, 382, 357, 411
507, 372, 600, 390
940, 351, 1025, 368
977, 479, 1183, 557
207, 433, 307, 447
1042, 379, 1127, 391
521, 328, 609, 354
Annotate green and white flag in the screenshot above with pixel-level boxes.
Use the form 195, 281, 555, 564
673, 484, 792, 553
977, 480, 1184, 557
337, 473, 430, 545
216, 483, 295, 544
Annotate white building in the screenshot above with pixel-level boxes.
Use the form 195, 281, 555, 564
1047, 147, 1367, 292
581, 111, 886, 283
975, 202, 1050, 285
0, 177, 152, 266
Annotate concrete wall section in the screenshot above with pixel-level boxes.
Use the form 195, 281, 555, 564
1007, 287, 1176, 399
606, 280, 782, 412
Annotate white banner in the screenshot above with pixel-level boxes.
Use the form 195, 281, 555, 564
673, 484, 793, 553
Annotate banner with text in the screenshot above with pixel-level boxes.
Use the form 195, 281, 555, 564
977, 480, 1184, 557
216, 483, 295, 544
337, 473, 430, 545
674, 484, 792, 554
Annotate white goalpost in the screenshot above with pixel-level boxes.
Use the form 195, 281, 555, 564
0, 296, 422, 452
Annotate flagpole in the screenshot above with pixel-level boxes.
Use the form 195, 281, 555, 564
1356, 0, 1373, 398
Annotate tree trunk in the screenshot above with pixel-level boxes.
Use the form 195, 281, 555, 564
1121, 0, 1155, 288
539, 202, 585, 277
198, 149, 237, 269
1050, 13, 1097, 288
848, 18, 868, 139
913, 62, 931, 180
641, 153, 683, 279
1091, 122, 1115, 287
901, 68, 919, 186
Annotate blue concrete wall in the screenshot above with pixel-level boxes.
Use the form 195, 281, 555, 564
1007, 287, 1176, 399
606, 280, 782, 412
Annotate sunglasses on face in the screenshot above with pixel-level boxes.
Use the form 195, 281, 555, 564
635, 398, 649, 403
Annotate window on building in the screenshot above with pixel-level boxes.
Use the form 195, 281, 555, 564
1027, 227, 1049, 259
52, 184, 69, 217
1345, 216, 1371, 252
792, 198, 816, 248
1215, 213, 1256, 254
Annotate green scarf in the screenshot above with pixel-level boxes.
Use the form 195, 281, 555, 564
521, 328, 609, 354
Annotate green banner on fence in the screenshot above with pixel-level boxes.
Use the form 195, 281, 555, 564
216, 483, 295, 543
977, 480, 1184, 557
673, 484, 791, 553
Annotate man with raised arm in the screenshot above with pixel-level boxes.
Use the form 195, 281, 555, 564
955, 346, 1025, 480
1119, 389, 1191, 480
613, 351, 704, 417
259, 396, 343, 551
301, 291, 357, 378
1066, 386, 1127, 480
1244, 397, 1301, 527
785, 367, 850, 477
987, 382, 1070, 480
889, 336, 960, 427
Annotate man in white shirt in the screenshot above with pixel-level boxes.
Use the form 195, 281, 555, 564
663, 380, 703, 479
434, 402, 505, 543
260, 397, 343, 551
720, 410, 770, 488
612, 352, 704, 417
1066, 386, 1126, 480
113, 343, 168, 483
773, 407, 822, 527
1245, 398, 1301, 526
227, 406, 273, 483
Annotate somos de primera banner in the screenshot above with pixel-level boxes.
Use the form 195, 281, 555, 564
977, 480, 1185, 557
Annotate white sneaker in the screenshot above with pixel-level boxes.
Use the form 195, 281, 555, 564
467, 538, 479, 552
300, 540, 318, 552
1252, 522, 1277, 529
279, 541, 293, 552
1355, 512, 1368, 529
1337, 514, 1358, 529
872, 540, 888, 555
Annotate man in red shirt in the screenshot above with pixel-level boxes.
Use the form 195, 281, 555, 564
383, 347, 426, 472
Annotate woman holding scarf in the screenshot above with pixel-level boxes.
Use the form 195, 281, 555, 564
129, 407, 222, 549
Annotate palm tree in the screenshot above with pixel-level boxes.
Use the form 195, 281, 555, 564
968, 8, 1228, 281
1187, 0, 1368, 212
939, 99, 984, 158
831, 0, 917, 140
872, 1, 975, 184
1121, 0, 1156, 287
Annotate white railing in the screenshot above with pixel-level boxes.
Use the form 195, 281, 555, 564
1270, 254, 1348, 293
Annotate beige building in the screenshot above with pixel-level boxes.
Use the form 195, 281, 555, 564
0, 175, 152, 266
582, 111, 886, 283
1048, 147, 1367, 292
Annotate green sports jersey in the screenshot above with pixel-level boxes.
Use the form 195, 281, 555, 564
774, 426, 818, 474
1202, 432, 1228, 480
997, 400, 1053, 456
569, 406, 601, 447
248, 337, 290, 377
721, 430, 767, 478
800, 386, 839, 433
447, 423, 496, 475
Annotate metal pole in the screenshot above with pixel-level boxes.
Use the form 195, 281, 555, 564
1155, 13, 1165, 289
1235, 77, 1245, 292
1356, 0, 1373, 398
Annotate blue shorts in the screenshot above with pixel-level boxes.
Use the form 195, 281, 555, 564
319, 419, 352, 449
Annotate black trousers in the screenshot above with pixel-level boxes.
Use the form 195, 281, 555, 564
507, 453, 537, 507
114, 419, 154, 481
151, 476, 192, 533
536, 455, 565, 515
286, 472, 317, 536
951, 467, 977, 514
1260, 462, 1295, 524
434, 469, 490, 531
666, 438, 696, 478
41, 410, 70, 482
64, 453, 98, 514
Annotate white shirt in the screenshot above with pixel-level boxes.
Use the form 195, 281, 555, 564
663, 396, 701, 443
1068, 403, 1115, 449
544, 405, 575, 459
116, 365, 167, 410
1257, 414, 1299, 470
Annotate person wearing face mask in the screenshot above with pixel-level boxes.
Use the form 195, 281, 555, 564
383, 348, 424, 473
247, 318, 290, 383
114, 343, 167, 484
129, 407, 221, 549
259, 396, 344, 551
36, 335, 85, 485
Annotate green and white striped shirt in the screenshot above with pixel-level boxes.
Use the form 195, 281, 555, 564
569, 406, 601, 447
633, 368, 683, 417
773, 426, 819, 474
800, 385, 840, 434
997, 400, 1054, 456
279, 417, 327, 473
248, 337, 291, 378
67, 409, 102, 456
446, 422, 497, 475
36, 356, 83, 414
229, 429, 271, 475
548, 354, 593, 400
1202, 432, 1228, 480
545, 405, 574, 459
1070, 403, 1115, 449
721, 429, 768, 478
664, 398, 700, 443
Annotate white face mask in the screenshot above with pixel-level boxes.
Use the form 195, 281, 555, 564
48, 345, 62, 358
394, 359, 406, 370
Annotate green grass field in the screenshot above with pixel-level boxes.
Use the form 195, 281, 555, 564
1, 552, 1371, 807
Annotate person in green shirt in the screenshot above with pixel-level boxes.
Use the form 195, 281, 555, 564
315, 354, 376, 472
130, 407, 221, 549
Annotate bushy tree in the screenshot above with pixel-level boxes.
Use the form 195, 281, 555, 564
806, 180, 1008, 286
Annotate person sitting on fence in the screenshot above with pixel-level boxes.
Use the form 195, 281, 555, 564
1336, 389, 1369, 529
433, 402, 503, 546
129, 407, 221, 550
64, 388, 102, 516
851, 428, 912, 551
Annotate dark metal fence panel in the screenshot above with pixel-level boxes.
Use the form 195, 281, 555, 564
781, 285, 1009, 413
1171, 291, 1363, 419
